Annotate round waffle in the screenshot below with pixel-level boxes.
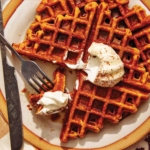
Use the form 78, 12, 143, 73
11, 0, 150, 143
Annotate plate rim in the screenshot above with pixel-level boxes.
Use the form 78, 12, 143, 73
1, 0, 150, 149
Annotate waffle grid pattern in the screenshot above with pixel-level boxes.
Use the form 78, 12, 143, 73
100, 0, 150, 31
131, 27, 150, 72
36, 0, 70, 22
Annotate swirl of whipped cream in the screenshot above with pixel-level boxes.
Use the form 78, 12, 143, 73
84, 42, 124, 87
37, 91, 70, 115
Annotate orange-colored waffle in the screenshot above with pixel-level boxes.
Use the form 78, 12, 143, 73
60, 1, 150, 142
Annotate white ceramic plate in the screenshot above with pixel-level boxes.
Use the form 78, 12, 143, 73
0, 0, 150, 149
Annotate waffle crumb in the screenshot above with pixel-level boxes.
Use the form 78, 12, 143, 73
21, 88, 27, 93
27, 104, 32, 110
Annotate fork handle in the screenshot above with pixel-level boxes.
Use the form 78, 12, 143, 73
0, 33, 23, 62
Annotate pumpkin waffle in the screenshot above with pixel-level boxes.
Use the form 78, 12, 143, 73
12, 2, 98, 67
60, 2, 150, 142
29, 68, 66, 114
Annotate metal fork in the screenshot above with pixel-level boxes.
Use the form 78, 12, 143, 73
0, 33, 53, 93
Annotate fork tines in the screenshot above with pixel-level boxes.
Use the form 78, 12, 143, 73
29, 71, 53, 93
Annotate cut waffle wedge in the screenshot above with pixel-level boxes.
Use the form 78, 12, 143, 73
29, 68, 67, 114
12, 2, 98, 67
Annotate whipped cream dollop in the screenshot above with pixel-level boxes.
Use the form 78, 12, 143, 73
84, 42, 124, 87
37, 91, 70, 115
